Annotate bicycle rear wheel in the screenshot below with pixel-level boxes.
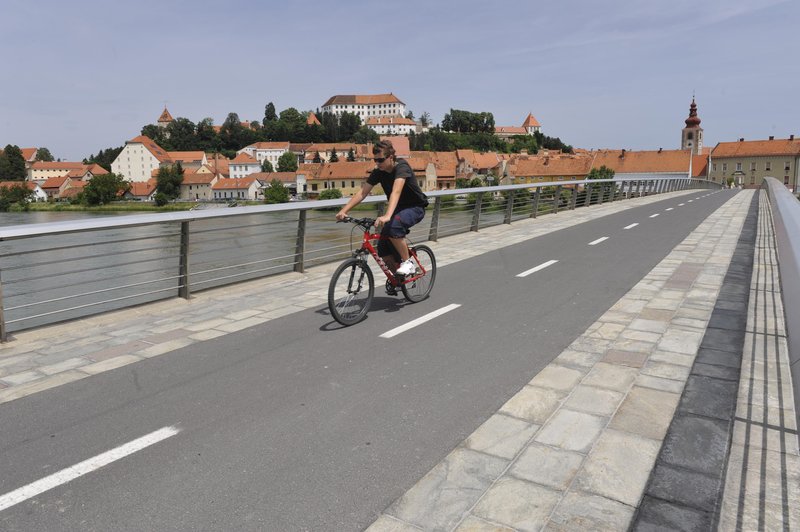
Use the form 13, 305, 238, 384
328, 258, 374, 325
401, 245, 436, 303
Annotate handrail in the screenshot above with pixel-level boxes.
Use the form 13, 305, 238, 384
0, 176, 718, 338
761, 177, 800, 432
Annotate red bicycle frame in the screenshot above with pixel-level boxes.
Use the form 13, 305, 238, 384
356, 229, 427, 288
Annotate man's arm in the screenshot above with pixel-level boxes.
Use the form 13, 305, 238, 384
336, 182, 374, 220
376, 177, 406, 226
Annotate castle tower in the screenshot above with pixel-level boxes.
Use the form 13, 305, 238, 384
157, 107, 174, 129
681, 98, 703, 154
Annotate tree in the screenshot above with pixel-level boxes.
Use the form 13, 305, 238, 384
312, 151, 322, 163
140, 124, 165, 146
261, 159, 274, 172
164, 117, 197, 150
587, 165, 614, 180
82, 173, 127, 205
419, 112, 431, 127
352, 126, 379, 145
263, 179, 290, 204
83, 146, 123, 171
329, 148, 339, 162
155, 163, 184, 200
0, 183, 35, 211
277, 151, 298, 172
442, 109, 495, 133
338, 112, 361, 140
405, 110, 414, 120
347, 148, 356, 162
319, 188, 342, 200
263, 102, 277, 125
0, 145, 27, 180
35, 147, 54, 162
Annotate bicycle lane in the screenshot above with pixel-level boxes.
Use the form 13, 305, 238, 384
0, 190, 734, 531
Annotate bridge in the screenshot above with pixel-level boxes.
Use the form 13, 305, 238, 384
0, 178, 797, 530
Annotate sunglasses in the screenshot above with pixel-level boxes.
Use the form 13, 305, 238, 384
374, 157, 387, 163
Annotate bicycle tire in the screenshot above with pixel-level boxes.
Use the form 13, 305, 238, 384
401, 245, 436, 303
328, 258, 374, 326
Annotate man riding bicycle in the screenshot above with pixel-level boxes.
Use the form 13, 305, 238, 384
336, 140, 428, 277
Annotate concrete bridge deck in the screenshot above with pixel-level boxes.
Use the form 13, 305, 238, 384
0, 189, 796, 530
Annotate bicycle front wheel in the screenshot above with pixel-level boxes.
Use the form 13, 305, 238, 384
328, 258, 374, 325
401, 245, 436, 303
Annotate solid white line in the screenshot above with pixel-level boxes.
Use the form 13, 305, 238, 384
380, 304, 461, 338
623, 223, 639, 230
517, 259, 559, 278
665, 207, 674, 211
0, 426, 180, 512
588, 237, 609, 246
649, 213, 660, 218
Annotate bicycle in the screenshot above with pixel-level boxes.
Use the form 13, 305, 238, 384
328, 216, 437, 326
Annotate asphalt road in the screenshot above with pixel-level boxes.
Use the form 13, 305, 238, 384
0, 190, 736, 531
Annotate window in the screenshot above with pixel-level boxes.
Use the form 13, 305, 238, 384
750, 175, 756, 185
722, 163, 727, 172
786, 161, 791, 171
766, 161, 771, 171
341, 181, 345, 188
311, 184, 318, 191
751, 162, 756, 171
712, 163, 717, 172
687, 132, 693, 140
351, 181, 355, 188
736, 162, 742, 171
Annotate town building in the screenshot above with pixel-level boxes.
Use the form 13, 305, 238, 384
708, 136, 800, 190
28, 162, 108, 184
0, 181, 47, 201
157, 107, 174, 129
179, 171, 218, 201
681, 98, 704, 155
505, 154, 594, 184
591, 149, 693, 180
494, 114, 541, 140
212, 177, 260, 200
365, 115, 417, 136
124, 179, 158, 201
111, 135, 171, 182
237, 142, 290, 169
321, 94, 406, 123
229, 152, 261, 179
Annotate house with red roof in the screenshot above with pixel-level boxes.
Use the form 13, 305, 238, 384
321, 93, 406, 123
366, 115, 417, 136
0, 181, 47, 201
708, 136, 800, 190
111, 135, 171, 182
495, 113, 541, 140
212, 177, 260, 201
229, 152, 261, 179
238, 142, 290, 170
179, 171, 218, 201
123, 179, 158, 201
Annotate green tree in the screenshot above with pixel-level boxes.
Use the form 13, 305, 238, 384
0, 145, 27, 180
312, 151, 322, 163
587, 165, 614, 180
261, 159, 274, 172
196, 118, 220, 152
441, 109, 495, 133
155, 163, 184, 200
164, 117, 197, 150
34, 147, 54, 162
263, 179, 290, 204
347, 148, 356, 162
419, 112, 431, 127
329, 148, 339, 162
352, 126, 379, 145
0, 183, 35, 211
140, 124, 166, 146
338, 112, 361, 140
154, 192, 169, 206
277, 108, 306, 141
82, 173, 127, 205
263, 102, 277, 125
277, 151, 298, 172
83, 146, 124, 172
319, 188, 342, 200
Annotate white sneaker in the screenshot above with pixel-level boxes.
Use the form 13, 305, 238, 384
396, 259, 416, 276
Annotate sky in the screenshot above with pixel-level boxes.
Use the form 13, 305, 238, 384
1, 0, 798, 161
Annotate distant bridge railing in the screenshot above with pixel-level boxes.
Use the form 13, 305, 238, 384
761, 177, 800, 432
0, 177, 718, 339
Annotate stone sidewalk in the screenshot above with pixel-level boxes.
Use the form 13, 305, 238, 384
0, 189, 796, 531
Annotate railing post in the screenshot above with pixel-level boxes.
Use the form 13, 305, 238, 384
597, 183, 605, 205
428, 196, 441, 241
0, 274, 6, 342
531, 187, 541, 218
553, 185, 562, 214
503, 190, 514, 224
570, 187, 579, 209
294, 209, 307, 273
178, 221, 191, 300
376, 202, 386, 217
585, 184, 593, 206
471, 192, 484, 231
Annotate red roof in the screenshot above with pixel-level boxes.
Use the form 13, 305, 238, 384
128, 135, 171, 163
711, 138, 800, 157
522, 113, 540, 127
128, 181, 157, 197
592, 149, 691, 174
323, 93, 404, 106
213, 177, 258, 190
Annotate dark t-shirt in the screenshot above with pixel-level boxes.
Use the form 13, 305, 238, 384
366, 159, 428, 210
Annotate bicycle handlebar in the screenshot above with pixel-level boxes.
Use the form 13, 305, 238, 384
338, 216, 376, 230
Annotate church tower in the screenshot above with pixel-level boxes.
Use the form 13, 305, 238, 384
681, 98, 703, 154
157, 106, 174, 129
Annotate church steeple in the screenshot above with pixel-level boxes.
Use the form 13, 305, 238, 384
157, 106, 174, 128
681, 97, 703, 154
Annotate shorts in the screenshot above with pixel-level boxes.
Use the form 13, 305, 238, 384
377, 206, 425, 259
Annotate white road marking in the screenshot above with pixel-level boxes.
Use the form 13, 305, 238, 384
688, 200, 693, 202
380, 304, 461, 338
665, 207, 674, 211
517, 259, 559, 278
623, 223, 639, 230
679, 203, 685, 206
0, 426, 180, 512
588, 237, 609, 246
649, 213, 660, 218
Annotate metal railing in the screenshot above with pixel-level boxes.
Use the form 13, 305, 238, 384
0, 177, 718, 339
761, 177, 800, 432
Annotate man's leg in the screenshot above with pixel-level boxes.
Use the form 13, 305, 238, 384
389, 237, 410, 262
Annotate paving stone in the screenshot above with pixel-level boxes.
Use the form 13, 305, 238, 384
694, 346, 741, 369
657, 328, 704, 355
648, 350, 694, 367
510, 443, 584, 490
464, 414, 539, 460
553, 350, 603, 370
472, 477, 561, 531
639, 308, 675, 322
646, 462, 721, 512
364, 515, 421, 532
602, 349, 648, 368
581, 363, 638, 392
563, 385, 624, 417
0, 370, 87, 404
660, 415, 730, 477
609, 386, 680, 441
39, 357, 89, 375
700, 327, 746, 354
534, 409, 607, 453
707, 308, 748, 331
548, 490, 635, 531
691, 361, 740, 381
678, 375, 739, 421
640, 360, 691, 382
574, 429, 661, 506
454, 515, 515, 531
386, 448, 508, 531
632, 496, 712, 532
81, 355, 142, 375
528, 365, 585, 391
499, 386, 567, 424
0, 370, 43, 386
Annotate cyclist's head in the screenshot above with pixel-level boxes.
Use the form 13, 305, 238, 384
373, 140, 396, 161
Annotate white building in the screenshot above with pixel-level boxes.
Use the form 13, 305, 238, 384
365, 115, 417, 136
111, 135, 171, 182
229, 152, 261, 179
321, 93, 406, 123
238, 142, 290, 170
212, 177, 260, 200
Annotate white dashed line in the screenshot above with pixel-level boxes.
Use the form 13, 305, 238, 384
649, 213, 660, 218
665, 208, 674, 211
0, 426, 181, 512
517, 259, 559, 278
380, 304, 461, 338
688, 200, 693, 203
623, 223, 639, 230
679, 203, 685, 206
588, 237, 609, 246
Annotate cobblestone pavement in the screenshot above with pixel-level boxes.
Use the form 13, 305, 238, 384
1, 189, 796, 531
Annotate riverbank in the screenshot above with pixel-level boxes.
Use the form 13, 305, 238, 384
17, 201, 260, 213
